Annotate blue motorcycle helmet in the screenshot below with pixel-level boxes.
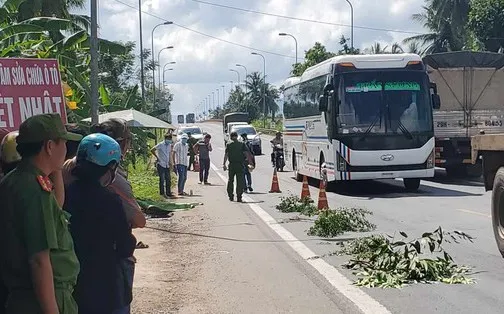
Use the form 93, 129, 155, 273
73, 133, 121, 184
77, 133, 121, 166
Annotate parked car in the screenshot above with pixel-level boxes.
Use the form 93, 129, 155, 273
224, 122, 248, 144
176, 125, 204, 142
231, 124, 262, 155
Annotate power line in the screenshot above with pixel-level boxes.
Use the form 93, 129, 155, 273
113, 0, 298, 59
188, 0, 424, 35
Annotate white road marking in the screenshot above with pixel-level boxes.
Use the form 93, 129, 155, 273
210, 163, 390, 314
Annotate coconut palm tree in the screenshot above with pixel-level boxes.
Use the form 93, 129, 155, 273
245, 72, 280, 120
404, 0, 470, 53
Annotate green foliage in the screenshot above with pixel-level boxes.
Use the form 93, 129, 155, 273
339, 227, 475, 288
213, 73, 280, 122
276, 195, 318, 216
251, 119, 283, 132
128, 158, 176, 203
291, 37, 359, 76
468, 0, 504, 52
308, 208, 376, 238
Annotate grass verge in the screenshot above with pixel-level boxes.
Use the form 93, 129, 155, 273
128, 158, 176, 202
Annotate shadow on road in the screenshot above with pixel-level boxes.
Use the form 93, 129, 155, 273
296, 176, 483, 198
329, 180, 483, 198
422, 169, 484, 187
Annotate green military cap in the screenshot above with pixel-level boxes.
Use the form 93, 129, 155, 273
17, 113, 83, 144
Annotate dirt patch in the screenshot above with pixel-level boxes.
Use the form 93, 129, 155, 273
131, 206, 214, 313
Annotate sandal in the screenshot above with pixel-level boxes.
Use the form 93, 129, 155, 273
136, 241, 149, 249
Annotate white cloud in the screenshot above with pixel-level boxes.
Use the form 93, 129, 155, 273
81, 0, 428, 116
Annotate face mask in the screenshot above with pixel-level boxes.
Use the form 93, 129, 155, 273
181, 139, 188, 145
100, 166, 118, 187
165, 139, 171, 144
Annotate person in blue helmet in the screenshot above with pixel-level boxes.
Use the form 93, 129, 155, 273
63, 133, 136, 314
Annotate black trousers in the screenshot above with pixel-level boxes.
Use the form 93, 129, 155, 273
157, 164, 171, 196
199, 158, 210, 183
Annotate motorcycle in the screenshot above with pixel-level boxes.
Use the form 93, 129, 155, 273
272, 144, 285, 172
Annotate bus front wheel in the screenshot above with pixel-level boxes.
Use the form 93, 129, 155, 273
403, 178, 420, 192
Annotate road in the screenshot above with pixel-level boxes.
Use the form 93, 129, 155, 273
143, 121, 504, 313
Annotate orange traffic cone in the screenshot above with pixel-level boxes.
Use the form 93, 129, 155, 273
300, 175, 310, 199
317, 180, 329, 210
193, 157, 200, 172
269, 168, 282, 193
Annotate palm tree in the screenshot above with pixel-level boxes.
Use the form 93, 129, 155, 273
404, 0, 470, 53
390, 43, 404, 54
245, 72, 280, 120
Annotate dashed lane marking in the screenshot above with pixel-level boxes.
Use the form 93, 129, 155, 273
210, 163, 391, 314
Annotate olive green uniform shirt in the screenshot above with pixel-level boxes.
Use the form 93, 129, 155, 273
0, 160, 80, 313
226, 140, 247, 164
225, 140, 247, 198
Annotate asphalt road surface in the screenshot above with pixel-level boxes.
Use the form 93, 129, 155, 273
191, 121, 503, 314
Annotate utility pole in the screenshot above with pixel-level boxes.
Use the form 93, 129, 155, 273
90, 0, 99, 123
138, 0, 145, 105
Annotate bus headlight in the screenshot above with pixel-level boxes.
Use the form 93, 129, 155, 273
337, 153, 347, 171
427, 149, 435, 168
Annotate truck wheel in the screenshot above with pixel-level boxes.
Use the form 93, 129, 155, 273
491, 167, 504, 258
404, 178, 420, 192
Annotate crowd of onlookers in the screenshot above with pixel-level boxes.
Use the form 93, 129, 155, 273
0, 114, 148, 314
0, 113, 260, 313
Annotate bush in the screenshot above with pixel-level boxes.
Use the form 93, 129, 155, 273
339, 227, 474, 288
308, 207, 376, 237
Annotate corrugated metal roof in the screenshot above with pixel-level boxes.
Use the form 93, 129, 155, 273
82, 109, 175, 129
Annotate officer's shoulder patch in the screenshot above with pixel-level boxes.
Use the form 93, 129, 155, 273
36, 175, 53, 192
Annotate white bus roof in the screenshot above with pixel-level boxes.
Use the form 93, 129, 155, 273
282, 76, 301, 88
301, 53, 422, 83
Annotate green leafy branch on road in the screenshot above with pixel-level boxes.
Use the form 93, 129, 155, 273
308, 208, 376, 238
275, 196, 376, 237
276, 195, 318, 216
337, 227, 475, 288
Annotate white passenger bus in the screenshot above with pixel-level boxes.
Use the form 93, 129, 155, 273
282, 53, 441, 191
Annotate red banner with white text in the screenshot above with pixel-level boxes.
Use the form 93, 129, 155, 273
0, 58, 67, 131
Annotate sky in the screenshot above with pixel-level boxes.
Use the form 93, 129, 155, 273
78, 0, 428, 116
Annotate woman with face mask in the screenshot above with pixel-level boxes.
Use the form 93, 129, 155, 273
63, 133, 136, 314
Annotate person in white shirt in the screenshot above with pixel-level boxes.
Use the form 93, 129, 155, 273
172, 133, 189, 196
150, 132, 174, 198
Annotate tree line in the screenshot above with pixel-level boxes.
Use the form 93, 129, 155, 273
213, 0, 503, 122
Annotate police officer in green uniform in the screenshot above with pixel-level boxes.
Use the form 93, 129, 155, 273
223, 132, 253, 202
0, 113, 82, 314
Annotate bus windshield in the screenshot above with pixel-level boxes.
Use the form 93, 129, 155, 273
337, 71, 432, 135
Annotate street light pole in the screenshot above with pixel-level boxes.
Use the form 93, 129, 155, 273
138, 0, 146, 105
221, 85, 225, 107
252, 52, 266, 128
157, 46, 173, 90
162, 62, 175, 85
216, 88, 220, 108
344, 0, 354, 51
279, 32, 298, 65
229, 69, 240, 88
235, 64, 248, 94
212, 91, 215, 110
162, 68, 173, 87
151, 21, 173, 107
90, 0, 99, 123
